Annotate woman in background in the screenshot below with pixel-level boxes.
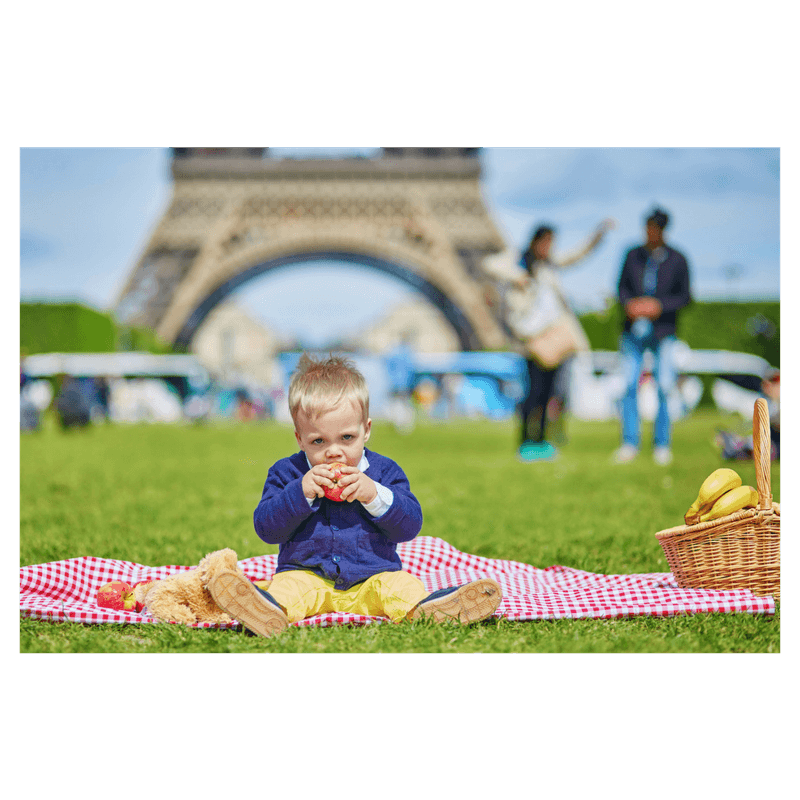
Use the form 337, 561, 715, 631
484, 218, 615, 461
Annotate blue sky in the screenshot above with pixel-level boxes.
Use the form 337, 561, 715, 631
19, 147, 780, 346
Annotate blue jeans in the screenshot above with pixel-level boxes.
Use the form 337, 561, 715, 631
619, 332, 678, 448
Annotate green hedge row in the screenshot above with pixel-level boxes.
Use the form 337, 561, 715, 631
20, 303, 173, 356
579, 301, 779, 367
20, 300, 779, 369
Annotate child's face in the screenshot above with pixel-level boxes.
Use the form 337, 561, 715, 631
294, 398, 372, 467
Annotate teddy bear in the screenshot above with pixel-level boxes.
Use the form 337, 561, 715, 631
134, 548, 268, 626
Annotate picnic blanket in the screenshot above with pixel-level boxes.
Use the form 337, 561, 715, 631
19, 535, 775, 628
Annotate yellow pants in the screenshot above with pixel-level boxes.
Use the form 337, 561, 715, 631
254, 570, 428, 623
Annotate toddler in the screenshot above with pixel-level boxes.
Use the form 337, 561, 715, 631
209, 353, 502, 636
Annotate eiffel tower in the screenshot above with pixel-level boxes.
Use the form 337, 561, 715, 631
114, 147, 511, 351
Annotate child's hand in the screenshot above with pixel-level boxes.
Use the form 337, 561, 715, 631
302, 464, 337, 500
335, 466, 378, 505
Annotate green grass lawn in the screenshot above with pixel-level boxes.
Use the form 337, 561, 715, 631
19, 409, 780, 653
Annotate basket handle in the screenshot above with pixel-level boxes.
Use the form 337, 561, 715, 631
753, 398, 773, 511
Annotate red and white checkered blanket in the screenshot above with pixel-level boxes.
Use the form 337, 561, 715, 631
19, 535, 775, 628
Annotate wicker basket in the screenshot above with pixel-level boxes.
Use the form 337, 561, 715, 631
655, 398, 780, 601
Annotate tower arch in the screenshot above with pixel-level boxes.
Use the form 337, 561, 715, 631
174, 250, 482, 351
115, 148, 511, 351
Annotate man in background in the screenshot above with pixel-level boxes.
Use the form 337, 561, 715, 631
614, 208, 692, 465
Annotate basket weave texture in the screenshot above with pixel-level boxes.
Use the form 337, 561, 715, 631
655, 399, 780, 601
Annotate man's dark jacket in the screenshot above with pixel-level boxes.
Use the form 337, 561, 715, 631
617, 244, 692, 341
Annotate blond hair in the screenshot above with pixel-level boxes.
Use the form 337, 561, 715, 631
288, 353, 369, 425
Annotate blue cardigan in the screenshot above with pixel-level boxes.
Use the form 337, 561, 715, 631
253, 448, 423, 590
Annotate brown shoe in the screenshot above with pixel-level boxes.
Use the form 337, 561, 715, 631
408, 579, 502, 623
208, 570, 289, 637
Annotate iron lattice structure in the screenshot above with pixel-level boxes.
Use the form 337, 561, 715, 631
115, 148, 511, 351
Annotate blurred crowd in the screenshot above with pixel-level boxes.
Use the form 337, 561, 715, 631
19, 368, 288, 432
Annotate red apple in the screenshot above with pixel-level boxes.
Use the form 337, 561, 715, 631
323, 462, 347, 502
96, 580, 142, 612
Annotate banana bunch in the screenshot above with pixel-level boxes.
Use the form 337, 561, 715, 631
684, 468, 758, 525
